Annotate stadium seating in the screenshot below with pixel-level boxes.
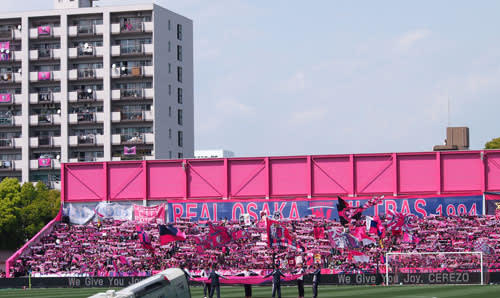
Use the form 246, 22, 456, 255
8, 215, 500, 277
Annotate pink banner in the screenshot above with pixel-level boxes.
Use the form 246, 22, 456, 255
193, 274, 300, 285
124, 146, 136, 155
0, 93, 11, 103
38, 72, 51, 81
134, 204, 165, 223
38, 26, 51, 35
38, 158, 51, 167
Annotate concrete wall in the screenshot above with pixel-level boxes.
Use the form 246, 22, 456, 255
153, 5, 194, 160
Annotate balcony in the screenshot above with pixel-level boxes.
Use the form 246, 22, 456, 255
0, 93, 24, 104
0, 28, 21, 40
111, 88, 153, 101
111, 21, 153, 34
68, 46, 104, 58
118, 110, 153, 122
0, 160, 22, 171
112, 155, 154, 161
68, 112, 104, 124
111, 132, 154, 145
29, 48, 61, 60
29, 71, 61, 82
30, 158, 61, 170
68, 68, 104, 80
29, 114, 61, 126
29, 136, 61, 148
0, 137, 22, 149
69, 90, 104, 102
0, 50, 23, 62
68, 24, 104, 37
29, 92, 62, 104
68, 134, 104, 146
29, 26, 62, 39
111, 43, 153, 56
0, 72, 22, 83
0, 115, 22, 126
111, 65, 153, 78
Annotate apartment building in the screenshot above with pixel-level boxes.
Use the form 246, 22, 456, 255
0, 0, 194, 187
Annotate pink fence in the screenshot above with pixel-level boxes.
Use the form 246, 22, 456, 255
62, 150, 500, 202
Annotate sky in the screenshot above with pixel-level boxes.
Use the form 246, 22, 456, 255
6, 0, 500, 157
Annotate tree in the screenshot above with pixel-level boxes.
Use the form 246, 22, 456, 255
0, 178, 60, 249
485, 137, 500, 149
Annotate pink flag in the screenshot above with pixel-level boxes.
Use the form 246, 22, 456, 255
124, 146, 136, 155
0, 93, 11, 103
348, 250, 370, 263
38, 25, 51, 35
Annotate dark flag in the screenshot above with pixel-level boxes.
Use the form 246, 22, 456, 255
159, 224, 186, 245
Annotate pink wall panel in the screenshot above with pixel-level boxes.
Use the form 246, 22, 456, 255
486, 152, 500, 191
312, 156, 352, 195
229, 159, 266, 197
188, 160, 225, 198
270, 158, 308, 196
108, 163, 145, 200
148, 162, 185, 199
64, 164, 105, 202
441, 153, 481, 192
355, 155, 393, 194
398, 154, 438, 194
63, 150, 500, 202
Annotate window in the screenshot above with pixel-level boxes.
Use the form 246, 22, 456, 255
168, 84, 172, 95
168, 41, 171, 52
177, 131, 183, 147
177, 88, 183, 104
169, 151, 172, 159
169, 128, 172, 139
177, 66, 182, 83
178, 152, 183, 158
168, 20, 171, 31
168, 63, 171, 73
177, 45, 182, 61
168, 106, 171, 117
177, 24, 182, 40
177, 109, 183, 125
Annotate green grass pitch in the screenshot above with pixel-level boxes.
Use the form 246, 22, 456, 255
1, 285, 500, 298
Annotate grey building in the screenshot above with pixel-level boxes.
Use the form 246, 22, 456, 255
0, 0, 194, 187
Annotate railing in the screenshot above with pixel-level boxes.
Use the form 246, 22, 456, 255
120, 44, 143, 55
77, 113, 94, 122
38, 136, 51, 146
77, 90, 95, 100
0, 29, 11, 38
38, 114, 53, 124
77, 69, 96, 79
119, 66, 142, 77
0, 159, 12, 168
0, 139, 12, 147
0, 116, 12, 125
78, 134, 95, 145
38, 48, 51, 58
78, 46, 95, 56
121, 133, 144, 144
120, 19, 144, 33
0, 72, 13, 82
121, 111, 144, 121
38, 91, 53, 102
77, 24, 95, 35
121, 88, 143, 99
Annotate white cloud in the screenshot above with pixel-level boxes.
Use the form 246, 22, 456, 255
215, 98, 255, 116
396, 29, 431, 52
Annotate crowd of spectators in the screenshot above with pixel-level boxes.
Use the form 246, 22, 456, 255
9, 214, 500, 277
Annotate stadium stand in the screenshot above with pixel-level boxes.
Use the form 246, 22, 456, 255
8, 215, 500, 278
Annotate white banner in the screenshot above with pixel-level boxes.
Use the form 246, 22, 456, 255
64, 202, 133, 225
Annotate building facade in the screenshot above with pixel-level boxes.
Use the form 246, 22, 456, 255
0, 0, 194, 186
